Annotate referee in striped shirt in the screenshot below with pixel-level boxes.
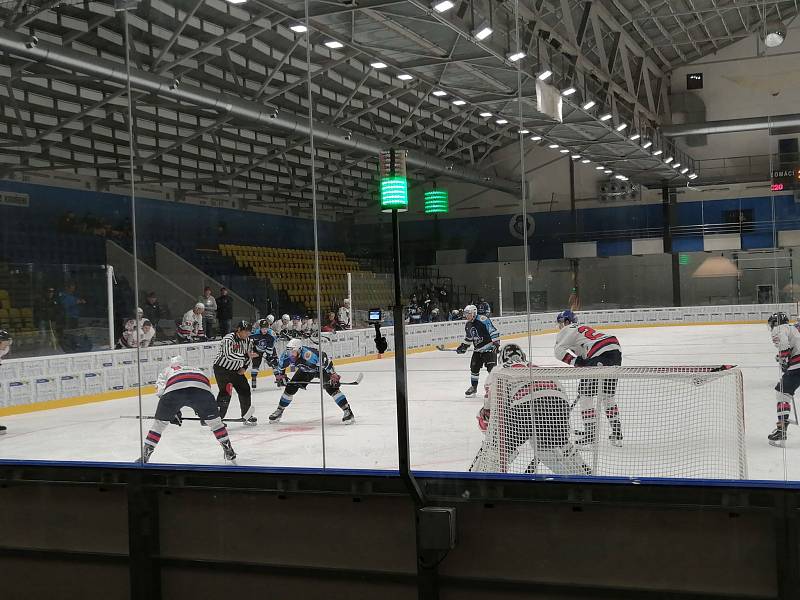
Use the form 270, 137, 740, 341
214, 320, 257, 425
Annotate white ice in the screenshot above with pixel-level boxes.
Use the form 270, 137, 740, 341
0, 323, 795, 482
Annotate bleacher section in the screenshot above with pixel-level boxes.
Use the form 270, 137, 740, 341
221, 245, 362, 311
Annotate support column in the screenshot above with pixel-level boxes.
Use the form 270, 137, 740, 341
662, 184, 682, 306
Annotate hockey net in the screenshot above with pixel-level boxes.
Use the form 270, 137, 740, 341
471, 365, 747, 479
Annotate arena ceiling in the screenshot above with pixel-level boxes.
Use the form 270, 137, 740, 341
0, 0, 795, 214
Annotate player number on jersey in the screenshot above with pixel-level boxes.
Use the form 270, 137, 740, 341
577, 325, 603, 341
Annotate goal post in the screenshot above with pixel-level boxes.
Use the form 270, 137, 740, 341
471, 365, 747, 480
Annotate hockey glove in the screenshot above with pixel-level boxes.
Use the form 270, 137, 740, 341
170, 411, 183, 427
329, 372, 341, 390
477, 408, 490, 431
274, 371, 288, 385
456, 343, 469, 354
573, 356, 587, 367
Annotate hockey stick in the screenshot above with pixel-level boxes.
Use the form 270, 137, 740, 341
307, 373, 364, 386
120, 415, 247, 422
435, 344, 471, 353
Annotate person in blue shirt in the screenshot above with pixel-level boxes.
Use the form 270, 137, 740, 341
268, 338, 355, 424
456, 304, 500, 397
249, 318, 279, 390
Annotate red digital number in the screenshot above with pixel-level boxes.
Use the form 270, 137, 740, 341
771, 183, 784, 191
577, 325, 603, 340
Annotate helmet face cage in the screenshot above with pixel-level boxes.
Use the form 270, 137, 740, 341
236, 320, 251, 331
287, 338, 303, 351
769, 312, 789, 329
258, 318, 269, 329
500, 343, 526, 366
0, 329, 10, 342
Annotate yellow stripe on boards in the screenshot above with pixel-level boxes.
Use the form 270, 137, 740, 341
0, 319, 764, 417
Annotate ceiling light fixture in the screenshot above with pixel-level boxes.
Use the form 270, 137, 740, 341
642, 140, 653, 149
629, 133, 640, 141
672, 162, 681, 168
582, 100, 596, 110
681, 167, 689, 174
595, 165, 605, 170
653, 149, 663, 156
664, 156, 674, 163
397, 74, 413, 81
289, 24, 307, 33
496, 119, 508, 124
432, 0, 454, 12
571, 154, 581, 159
479, 112, 492, 117
599, 113, 612, 121
530, 135, 542, 141
452, 99, 466, 106
508, 51, 526, 62
616, 123, 628, 132
561, 87, 576, 96
370, 62, 387, 69
474, 23, 493, 40
604, 169, 612, 174
764, 15, 786, 47
548, 143, 559, 149
581, 159, 591, 164
432, 90, 447, 96
560, 149, 569, 153
688, 173, 698, 179
537, 70, 552, 81
518, 129, 530, 134
324, 40, 343, 49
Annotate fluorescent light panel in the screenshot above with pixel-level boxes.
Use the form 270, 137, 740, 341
530, 135, 542, 141
474, 25, 493, 40
582, 100, 596, 110
599, 113, 612, 121
561, 87, 576, 96
508, 51, 525, 62
518, 129, 529, 134
324, 40, 343, 48
642, 141, 652, 149
432, 90, 447, 96
652, 149, 663, 156
615, 123, 627, 131
452, 99, 466, 105
370, 62, 387, 69
479, 112, 492, 117
289, 24, 307, 33
629, 133, 640, 141
397, 74, 413, 80
496, 119, 508, 124
537, 70, 552, 80
432, 0, 454, 12
548, 143, 559, 149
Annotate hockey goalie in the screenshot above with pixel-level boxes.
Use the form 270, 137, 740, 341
470, 343, 592, 476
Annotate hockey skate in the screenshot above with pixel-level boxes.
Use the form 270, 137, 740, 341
243, 416, 258, 426
768, 423, 788, 447
465, 385, 477, 397
0, 424, 6, 435
251, 376, 257, 390
608, 421, 623, 447
139, 444, 155, 464
268, 407, 284, 423
222, 440, 237, 462
342, 407, 355, 425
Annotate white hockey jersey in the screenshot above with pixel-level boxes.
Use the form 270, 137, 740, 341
156, 365, 212, 397
771, 323, 800, 372
554, 323, 620, 365
176, 309, 204, 338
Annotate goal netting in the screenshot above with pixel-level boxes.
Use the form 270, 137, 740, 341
471, 365, 747, 479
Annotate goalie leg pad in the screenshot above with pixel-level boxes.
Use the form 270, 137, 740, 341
537, 444, 592, 476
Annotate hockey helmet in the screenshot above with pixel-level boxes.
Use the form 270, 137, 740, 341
768, 312, 790, 329
258, 318, 270, 330
266, 314, 275, 324
463, 304, 478, 317
281, 314, 291, 322
168, 355, 182, 369
286, 338, 303, 351
0, 329, 11, 342
500, 343, 526, 367
556, 309, 577, 325
235, 319, 251, 331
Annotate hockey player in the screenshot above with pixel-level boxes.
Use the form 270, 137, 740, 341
139, 356, 236, 463
477, 297, 491, 317
472, 343, 591, 475
275, 314, 291, 336
456, 304, 500, 397
250, 318, 279, 390
0, 329, 11, 434
554, 310, 623, 446
768, 312, 800, 446
268, 338, 355, 424
176, 302, 205, 343
213, 320, 256, 425
287, 316, 304, 339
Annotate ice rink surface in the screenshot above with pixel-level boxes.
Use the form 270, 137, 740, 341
1, 322, 798, 483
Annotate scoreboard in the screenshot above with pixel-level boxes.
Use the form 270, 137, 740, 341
772, 167, 800, 191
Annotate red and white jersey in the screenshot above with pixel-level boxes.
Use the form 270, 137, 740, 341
772, 323, 800, 371
554, 323, 620, 365
156, 366, 212, 397
176, 309, 204, 338
483, 362, 564, 411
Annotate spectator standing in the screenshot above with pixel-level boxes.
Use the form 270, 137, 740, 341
216, 287, 233, 335
142, 291, 167, 339
437, 286, 448, 312
59, 282, 86, 332
35, 287, 63, 347
477, 297, 491, 317
176, 302, 205, 343
337, 298, 351, 330
199, 287, 217, 339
